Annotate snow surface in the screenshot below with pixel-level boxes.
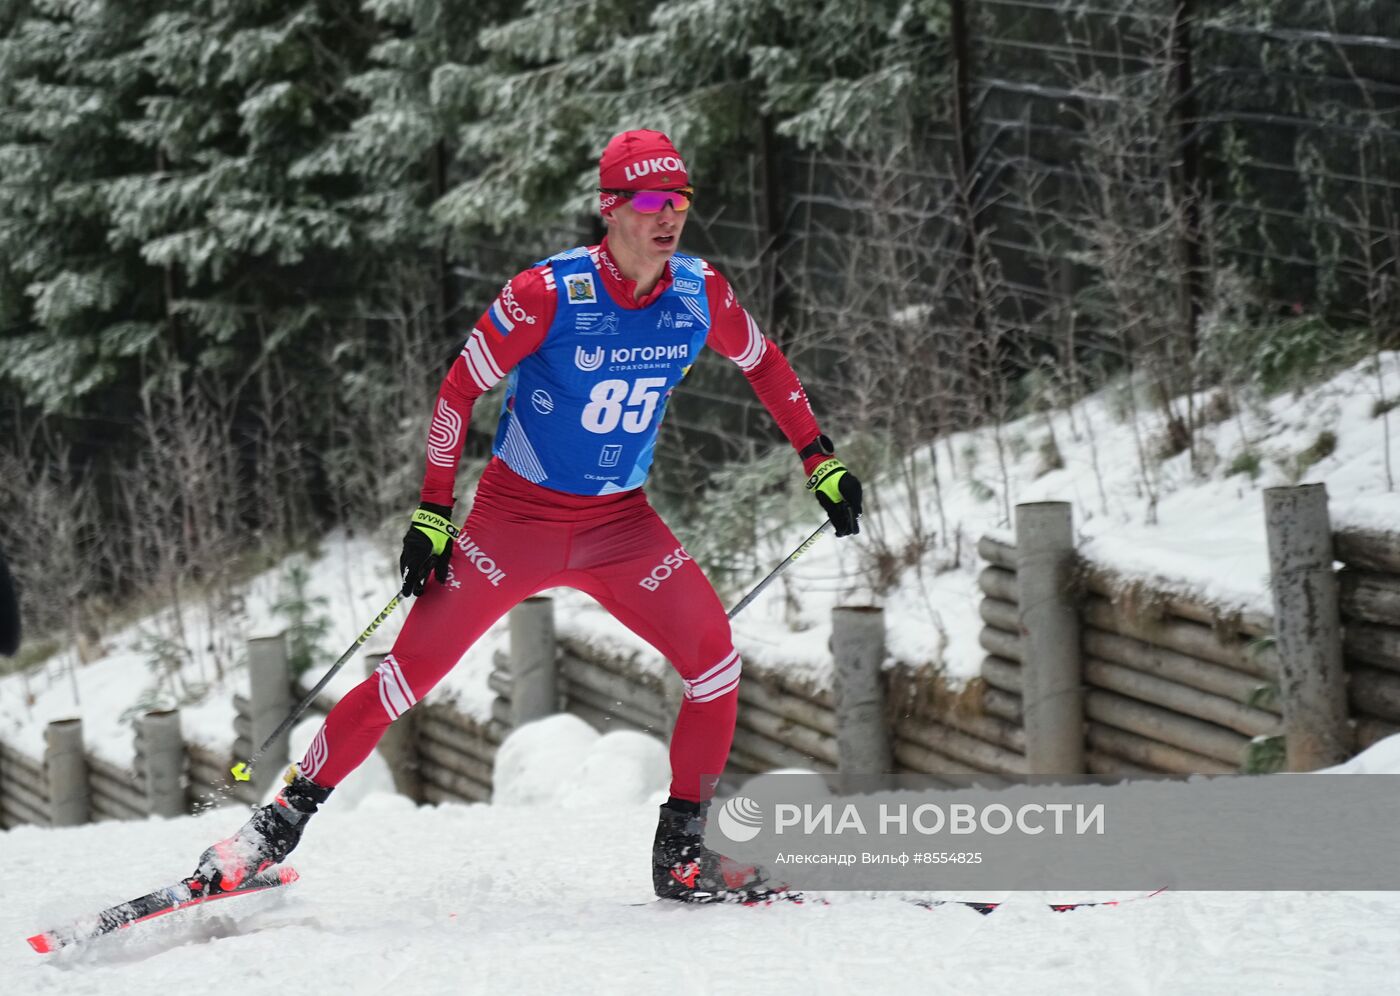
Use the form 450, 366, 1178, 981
1321, 733, 1400, 775
8, 726, 1400, 992
492, 714, 670, 808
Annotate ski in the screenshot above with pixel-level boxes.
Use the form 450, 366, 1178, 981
643, 886, 1166, 914
910, 886, 1168, 915
27, 866, 299, 954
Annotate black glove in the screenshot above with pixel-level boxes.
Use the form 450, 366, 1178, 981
399, 502, 456, 597
806, 458, 863, 537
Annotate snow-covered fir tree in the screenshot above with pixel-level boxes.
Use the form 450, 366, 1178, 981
0, 0, 164, 412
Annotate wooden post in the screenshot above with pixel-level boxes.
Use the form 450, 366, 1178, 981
247, 633, 293, 794
136, 709, 185, 818
831, 606, 891, 779
509, 597, 557, 727
367, 652, 422, 800
1264, 484, 1351, 768
44, 718, 88, 827
1016, 501, 1086, 773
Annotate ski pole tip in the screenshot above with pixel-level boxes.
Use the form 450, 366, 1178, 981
230, 762, 252, 782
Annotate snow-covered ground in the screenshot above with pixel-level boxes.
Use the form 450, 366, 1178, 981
8, 717, 1400, 993
4, 353, 1400, 990
9, 806, 1396, 993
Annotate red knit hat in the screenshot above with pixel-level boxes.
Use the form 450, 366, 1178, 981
598, 130, 689, 214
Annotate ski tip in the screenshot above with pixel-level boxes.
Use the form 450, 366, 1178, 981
26, 932, 57, 955
278, 866, 300, 885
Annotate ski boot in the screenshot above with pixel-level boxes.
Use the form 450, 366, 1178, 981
652, 799, 782, 903
195, 766, 332, 893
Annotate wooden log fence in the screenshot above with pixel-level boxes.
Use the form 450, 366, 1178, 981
979, 534, 1273, 639
10, 495, 1400, 830
980, 686, 1023, 725
977, 513, 1288, 775
46, 719, 89, 826
1080, 597, 1276, 680
1328, 526, 1400, 760
87, 752, 147, 822
1334, 526, 1400, 575
1016, 502, 1083, 773
979, 656, 1021, 697
831, 605, 892, 779
968, 501, 1400, 773
188, 742, 236, 807
482, 603, 1032, 779
1339, 571, 1400, 628
0, 739, 48, 829
1264, 484, 1350, 768
1082, 629, 1279, 713
1081, 658, 1281, 739
1343, 622, 1400, 673
137, 709, 186, 818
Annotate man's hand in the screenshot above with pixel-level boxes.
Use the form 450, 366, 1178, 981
806, 458, 863, 537
399, 502, 456, 597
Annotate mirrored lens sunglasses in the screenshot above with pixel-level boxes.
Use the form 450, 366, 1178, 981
602, 187, 694, 214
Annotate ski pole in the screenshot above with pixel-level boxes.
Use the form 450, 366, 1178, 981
231, 518, 464, 783
230, 519, 818, 782
231, 591, 406, 783
726, 520, 833, 620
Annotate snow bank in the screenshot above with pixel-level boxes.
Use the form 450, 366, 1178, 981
492, 714, 669, 807
1333, 492, 1400, 534
1321, 733, 1400, 775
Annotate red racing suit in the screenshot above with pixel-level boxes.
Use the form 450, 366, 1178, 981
298, 239, 828, 803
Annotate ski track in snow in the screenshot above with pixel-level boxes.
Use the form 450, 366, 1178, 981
5, 797, 1399, 994
5, 361, 1400, 990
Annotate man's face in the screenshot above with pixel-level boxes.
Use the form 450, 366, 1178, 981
605, 191, 689, 264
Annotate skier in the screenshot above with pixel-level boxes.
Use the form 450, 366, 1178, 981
195, 130, 863, 903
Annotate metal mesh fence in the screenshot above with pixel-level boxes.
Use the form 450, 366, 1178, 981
442, 0, 1400, 551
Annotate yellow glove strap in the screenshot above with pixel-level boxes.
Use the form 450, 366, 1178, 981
805, 458, 848, 503
411, 508, 455, 555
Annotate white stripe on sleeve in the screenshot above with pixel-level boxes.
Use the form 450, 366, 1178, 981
733, 312, 767, 371
461, 328, 505, 391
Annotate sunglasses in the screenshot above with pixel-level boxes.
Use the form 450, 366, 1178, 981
602, 187, 694, 214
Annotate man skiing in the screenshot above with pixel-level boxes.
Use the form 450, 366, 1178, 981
195, 129, 863, 903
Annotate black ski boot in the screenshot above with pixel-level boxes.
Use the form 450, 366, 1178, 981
652, 799, 781, 903
195, 767, 332, 892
